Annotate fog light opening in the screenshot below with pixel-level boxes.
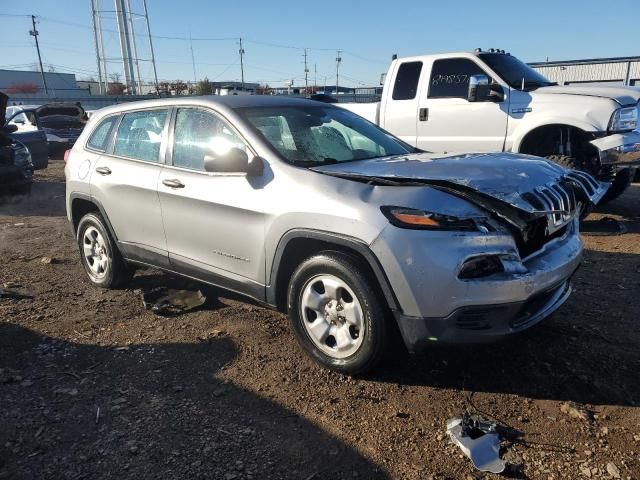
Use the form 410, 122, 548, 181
458, 255, 504, 280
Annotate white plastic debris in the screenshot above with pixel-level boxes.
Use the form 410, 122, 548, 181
446, 413, 506, 473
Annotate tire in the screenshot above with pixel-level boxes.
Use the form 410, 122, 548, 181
76, 212, 133, 288
545, 154, 581, 170
287, 252, 389, 375
600, 168, 633, 204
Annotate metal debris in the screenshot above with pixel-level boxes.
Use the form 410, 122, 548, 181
580, 217, 626, 236
142, 288, 206, 315
0, 287, 33, 300
446, 413, 506, 474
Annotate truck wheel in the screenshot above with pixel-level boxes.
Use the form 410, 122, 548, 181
77, 212, 133, 288
545, 154, 581, 170
600, 168, 633, 203
287, 252, 389, 375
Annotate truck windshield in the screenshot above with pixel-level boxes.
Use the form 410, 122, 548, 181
238, 105, 412, 166
479, 53, 556, 90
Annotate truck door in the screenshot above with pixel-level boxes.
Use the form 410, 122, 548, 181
416, 57, 509, 153
380, 60, 423, 145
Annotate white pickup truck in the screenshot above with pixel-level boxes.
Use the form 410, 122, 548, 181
341, 49, 640, 201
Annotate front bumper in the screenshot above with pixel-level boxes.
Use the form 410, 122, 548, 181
371, 219, 583, 352
591, 130, 640, 168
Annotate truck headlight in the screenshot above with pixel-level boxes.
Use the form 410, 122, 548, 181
609, 106, 638, 132
381, 206, 478, 231
13, 144, 33, 167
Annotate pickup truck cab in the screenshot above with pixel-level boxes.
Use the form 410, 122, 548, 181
342, 50, 640, 201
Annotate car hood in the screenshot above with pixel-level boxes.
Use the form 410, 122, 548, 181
533, 85, 640, 106
312, 152, 608, 214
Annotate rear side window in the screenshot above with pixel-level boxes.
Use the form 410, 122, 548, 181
428, 58, 487, 99
113, 109, 168, 162
392, 62, 423, 100
87, 116, 117, 152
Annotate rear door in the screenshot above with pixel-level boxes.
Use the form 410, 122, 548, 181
158, 106, 267, 295
90, 108, 170, 266
380, 60, 423, 145
416, 57, 509, 152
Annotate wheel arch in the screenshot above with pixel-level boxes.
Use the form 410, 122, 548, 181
69, 193, 118, 242
267, 229, 400, 314
512, 121, 599, 154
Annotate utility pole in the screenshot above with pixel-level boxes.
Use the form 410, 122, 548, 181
314, 63, 317, 91
30, 15, 49, 96
114, 0, 137, 94
335, 49, 342, 95
189, 32, 197, 84
142, 0, 159, 95
90, 2, 104, 94
303, 48, 309, 95
126, 0, 143, 94
239, 37, 245, 91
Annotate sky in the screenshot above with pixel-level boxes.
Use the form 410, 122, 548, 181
1, 0, 638, 89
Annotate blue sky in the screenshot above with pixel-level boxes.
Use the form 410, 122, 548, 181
1, 0, 638, 88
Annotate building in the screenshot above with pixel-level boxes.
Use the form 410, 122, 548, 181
0, 69, 89, 99
77, 80, 158, 96
530, 56, 640, 86
210, 81, 259, 95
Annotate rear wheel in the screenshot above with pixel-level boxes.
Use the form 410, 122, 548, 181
287, 252, 389, 375
77, 212, 133, 288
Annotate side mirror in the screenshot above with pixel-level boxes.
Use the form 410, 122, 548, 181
467, 74, 491, 102
204, 147, 249, 173
2, 124, 18, 133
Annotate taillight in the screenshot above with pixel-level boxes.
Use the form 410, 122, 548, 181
63, 149, 71, 163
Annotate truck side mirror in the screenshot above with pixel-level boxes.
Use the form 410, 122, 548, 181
467, 74, 491, 102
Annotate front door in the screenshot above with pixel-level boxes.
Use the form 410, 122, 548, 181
416, 57, 509, 153
158, 107, 267, 295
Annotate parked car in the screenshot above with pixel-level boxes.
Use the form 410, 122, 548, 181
5, 102, 86, 159
4, 104, 48, 170
1, 95, 34, 195
65, 96, 607, 374
340, 49, 640, 202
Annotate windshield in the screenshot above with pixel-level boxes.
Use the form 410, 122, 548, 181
238, 105, 412, 166
479, 53, 556, 90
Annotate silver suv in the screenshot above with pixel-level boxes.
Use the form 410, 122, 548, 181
65, 96, 606, 374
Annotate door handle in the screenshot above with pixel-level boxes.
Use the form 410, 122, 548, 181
419, 108, 429, 122
162, 178, 185, 189
95, 166, 112, 175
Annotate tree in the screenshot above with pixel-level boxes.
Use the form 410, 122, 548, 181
256, 84, 272, 95
109, 72, 121, 84
195, 77, 212, 95
107, 82, 127, 95
5, 83, 40, 94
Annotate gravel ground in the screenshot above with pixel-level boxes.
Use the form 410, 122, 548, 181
1, 161, 639, 480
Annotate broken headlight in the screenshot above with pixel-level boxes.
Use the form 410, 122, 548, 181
608, 106, 638, 132
381, 206, 478, 231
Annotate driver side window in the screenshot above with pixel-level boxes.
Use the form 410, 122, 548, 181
172, 108, 247, 171
428, 58, 489, 99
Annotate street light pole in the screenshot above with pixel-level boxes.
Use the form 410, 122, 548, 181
335, 49, 342, 95
239, 37, 245, 91
30, 15, 49, 97
303, 48, 309, 95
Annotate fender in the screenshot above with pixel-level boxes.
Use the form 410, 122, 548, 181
509, 118, 601, 153
266, 228, 400, 312
68, 192, 119, 241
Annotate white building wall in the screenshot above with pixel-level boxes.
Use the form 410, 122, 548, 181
531, 60, 640, 86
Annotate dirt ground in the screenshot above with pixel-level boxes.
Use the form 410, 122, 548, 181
1, 160, 639, 480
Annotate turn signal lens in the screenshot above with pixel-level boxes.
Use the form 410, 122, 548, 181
381, 207, 478, 231
63, 149, 71, 163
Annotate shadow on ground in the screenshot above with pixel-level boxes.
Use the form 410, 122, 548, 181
0, 323, 389, 480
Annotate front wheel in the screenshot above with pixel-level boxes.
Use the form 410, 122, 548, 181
287, 253, 389, 375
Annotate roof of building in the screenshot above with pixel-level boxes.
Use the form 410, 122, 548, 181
530, 56, 640, 67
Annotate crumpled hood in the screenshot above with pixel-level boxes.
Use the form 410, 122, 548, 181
312, 152, 607, 214
533, 85, 640, 106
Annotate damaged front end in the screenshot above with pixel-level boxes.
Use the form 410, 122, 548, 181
591, 129, 640, 168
